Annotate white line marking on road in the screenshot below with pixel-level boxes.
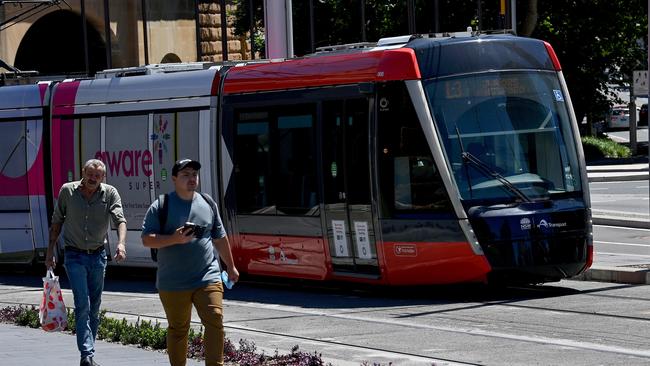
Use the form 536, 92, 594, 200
225, 323, 464, 365
228, 301, 650, 359
596, 252, 650, 258
590, 180, 648, 184
594, 241, 650, 247
594, 224, 650, 231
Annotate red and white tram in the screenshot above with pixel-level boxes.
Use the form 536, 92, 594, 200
0, 33, 592, 285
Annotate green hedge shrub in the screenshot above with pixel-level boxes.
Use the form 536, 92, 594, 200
581, 136, 631, 160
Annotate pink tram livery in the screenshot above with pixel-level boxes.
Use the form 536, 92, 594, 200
0, 34, 592, 285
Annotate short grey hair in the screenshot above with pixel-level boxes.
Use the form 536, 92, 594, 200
83, 159, 106, 173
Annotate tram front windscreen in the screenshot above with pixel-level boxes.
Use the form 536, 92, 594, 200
424, 71, 583, 205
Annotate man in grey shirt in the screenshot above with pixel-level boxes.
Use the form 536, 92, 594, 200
46, 159, 127, 366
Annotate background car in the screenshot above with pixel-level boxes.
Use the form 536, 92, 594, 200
607, 105, 630, 130
639, 104, 648, 126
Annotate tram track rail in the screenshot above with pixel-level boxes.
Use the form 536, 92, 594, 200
4, 288, 650, 362
2, 277, 650, 363
222, 299, 650, 360
99, 311, 486, 365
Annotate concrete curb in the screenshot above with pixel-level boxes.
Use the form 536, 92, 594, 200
572, 265, 650, 285
588, 172, 649, 182
592, 215, 650, 229
592, 209, 650, 229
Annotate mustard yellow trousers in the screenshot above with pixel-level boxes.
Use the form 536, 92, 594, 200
158, 282, 224, 366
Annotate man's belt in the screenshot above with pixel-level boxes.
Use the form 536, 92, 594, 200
65, 245, 105, 254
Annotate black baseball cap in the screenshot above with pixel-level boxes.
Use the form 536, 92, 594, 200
172, 159, 201, 176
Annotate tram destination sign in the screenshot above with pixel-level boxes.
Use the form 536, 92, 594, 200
445, 76, 533, 99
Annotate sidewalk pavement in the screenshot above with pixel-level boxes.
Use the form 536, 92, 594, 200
581, 159, 650, 285
0, 322, 203, 366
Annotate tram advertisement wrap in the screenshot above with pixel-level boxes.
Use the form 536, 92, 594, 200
89, 115, 158, 229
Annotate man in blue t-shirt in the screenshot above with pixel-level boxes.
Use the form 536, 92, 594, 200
142, 158, 239, 366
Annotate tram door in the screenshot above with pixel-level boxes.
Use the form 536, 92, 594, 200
322, 98, 379, 276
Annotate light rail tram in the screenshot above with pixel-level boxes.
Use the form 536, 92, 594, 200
0, 32, 592, 285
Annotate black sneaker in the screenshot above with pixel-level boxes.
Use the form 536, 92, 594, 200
80, 356, 101, 366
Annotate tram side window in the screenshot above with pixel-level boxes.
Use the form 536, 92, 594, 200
176, 111, 200, 164
236, 119, 271, 214
82, 118, 101, 165
377, 83, 452, 217
0, 120, 29, 211
103, 115, 151, 230
235, 106, 318, 216
276, 114, 318, 214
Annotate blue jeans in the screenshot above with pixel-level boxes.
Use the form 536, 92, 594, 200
64, 248, 107, 358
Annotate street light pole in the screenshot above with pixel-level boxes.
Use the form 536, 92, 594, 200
629, 85, 637, 155
510, 0, 516, 34
407, 0, 415, 34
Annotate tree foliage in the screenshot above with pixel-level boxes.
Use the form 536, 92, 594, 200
231, 0, 481, 56
527, 0, 647, 125
231, 0, 648, 131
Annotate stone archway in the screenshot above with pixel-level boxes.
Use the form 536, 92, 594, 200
14, 10, 107, 76
160, 53, 182, 63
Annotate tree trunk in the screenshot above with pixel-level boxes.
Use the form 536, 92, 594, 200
520, 0, 539, 37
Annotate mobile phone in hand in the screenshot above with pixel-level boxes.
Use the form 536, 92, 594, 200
183, 222, 197, 236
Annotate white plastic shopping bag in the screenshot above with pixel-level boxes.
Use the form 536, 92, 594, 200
39, 269, 68, 332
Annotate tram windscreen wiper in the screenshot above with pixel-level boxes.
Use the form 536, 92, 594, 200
461, 151, 532, 203
454, 125, 531, 203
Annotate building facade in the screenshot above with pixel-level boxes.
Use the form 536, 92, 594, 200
0, 0, 251, 76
